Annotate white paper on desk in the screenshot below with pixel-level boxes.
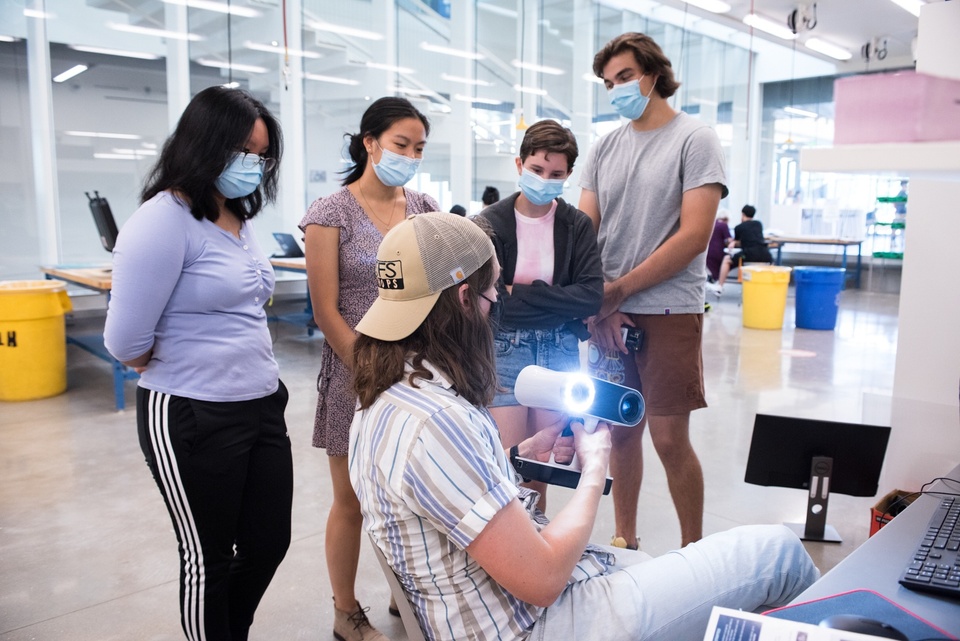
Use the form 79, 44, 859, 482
702, 607, 895, 641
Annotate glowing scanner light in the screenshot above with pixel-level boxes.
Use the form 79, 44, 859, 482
563, 374, 595, 415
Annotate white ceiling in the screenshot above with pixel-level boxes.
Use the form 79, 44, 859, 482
644, 0, 926, 68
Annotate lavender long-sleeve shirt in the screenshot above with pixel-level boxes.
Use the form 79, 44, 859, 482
104, 191, 279, 402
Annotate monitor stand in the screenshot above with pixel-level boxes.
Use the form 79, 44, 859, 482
785, 456, 843, 543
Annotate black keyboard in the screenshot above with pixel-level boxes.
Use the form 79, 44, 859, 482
899, 496, 960, 598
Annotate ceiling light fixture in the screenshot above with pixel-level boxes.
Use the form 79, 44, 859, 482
0, 36, 18, 42
511, 59, 565, 76
805, 37, 853, 61
581, 72, 603, 85
307, 20, 383, 41
887, 0, 924, 18
784, 106, 819, 118
245, 41, 321, 58
742, 14, 797, 41
65, 131, 141, 140
393, 87, 436, 97
453, 94, 503, 105
69, 45, 161, 60
513, 84, 547, 96
303, 72, 359, 86
680, 0, 731, 14
107, 22, 202, 41
161, 0, 260, 17
366, 61, 414, 73
53, 65, 88, 83
23, 9, 55, 19
441, 74, 493, 86
196, 58, 268, 73
420, 42, 484, 60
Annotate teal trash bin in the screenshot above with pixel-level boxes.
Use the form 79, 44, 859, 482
794, 267, 846, 330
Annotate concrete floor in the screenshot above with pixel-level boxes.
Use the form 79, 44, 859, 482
0, 284, 906, 640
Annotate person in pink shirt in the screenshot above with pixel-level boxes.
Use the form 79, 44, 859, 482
477, 120, 603, 509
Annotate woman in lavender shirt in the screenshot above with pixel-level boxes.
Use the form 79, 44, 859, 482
105, 86, 292, 641
299, 97, 438, 641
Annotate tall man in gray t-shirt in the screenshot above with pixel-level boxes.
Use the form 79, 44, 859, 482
578, 32, 728, 549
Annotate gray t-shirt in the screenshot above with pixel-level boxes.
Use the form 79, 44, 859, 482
580, 112, 727, 314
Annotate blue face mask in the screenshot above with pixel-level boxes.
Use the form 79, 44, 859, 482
518, 168, 565, 206
215, 153, 264, 199
372, 143, 422, 187
607, 75, 656, 121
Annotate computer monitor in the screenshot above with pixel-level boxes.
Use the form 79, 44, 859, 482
744, 414, 891, 542
87, 191, 119, 253
272, 232, 304, 258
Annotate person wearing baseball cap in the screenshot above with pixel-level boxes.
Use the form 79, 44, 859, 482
348, 212, 817, 641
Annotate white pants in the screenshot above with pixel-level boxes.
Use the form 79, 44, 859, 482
530, 525, 820, 641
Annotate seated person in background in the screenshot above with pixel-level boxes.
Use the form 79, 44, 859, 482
449, 204, 467, 216
713, 204, 773, 296
482, 185, 500, 207
706, 210, 731, 283
349, 212, 819, 641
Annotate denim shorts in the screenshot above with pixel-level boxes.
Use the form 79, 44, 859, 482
491, 327, 582, 407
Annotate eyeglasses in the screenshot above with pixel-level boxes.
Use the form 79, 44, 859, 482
238, 151, 277, 172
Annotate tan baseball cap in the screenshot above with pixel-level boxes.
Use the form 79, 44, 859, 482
355, 212, 495, 341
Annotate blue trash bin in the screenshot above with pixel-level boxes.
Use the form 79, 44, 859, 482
794, 267, 846, 330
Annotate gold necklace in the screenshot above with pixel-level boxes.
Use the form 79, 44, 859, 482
358, 183, 402, 230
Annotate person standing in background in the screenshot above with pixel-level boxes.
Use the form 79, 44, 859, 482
477, 120, 603, 511
300, 96, 439, 641
706, 211, 731, 283
578, 32, 727, 550
104, 86, 293, 641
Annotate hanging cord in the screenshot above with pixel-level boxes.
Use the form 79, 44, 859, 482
227, 0, 233, 86
282, 0, 290, 90
745, 0, 754, 140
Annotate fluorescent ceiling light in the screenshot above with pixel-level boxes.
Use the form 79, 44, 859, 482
196, 59, 268, 73
222, 81, 241, 89
94, 153, 153, 160
453, 94, 503, 105
477, 2, 517, 18
366, 62, 414, 74
742, 14, 797, 41
420, 42, 484, 60
805, 38, 852, 61
53, 65, 88, 83
107, 22, 202, 41
887, 0, 924, 17
161, 0, 260, 17
784, 106, 818, 118
245, 41, 321, 58
394, 87, 436, 97
441, 73, 492, 87
303, 72, 359, 86
0, 36, 18, 42
112, 148, 158, 155
69, 45, 161, 60
514, 84, 547, 96
65, 131, 141, 140
24, 9, 55, 19
308, 20, 383, 41
511, 60, 564, 76
581, 72, 603, 85
681, 0, 731, 13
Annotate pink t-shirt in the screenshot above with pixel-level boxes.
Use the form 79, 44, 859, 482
513, 202, 556, 286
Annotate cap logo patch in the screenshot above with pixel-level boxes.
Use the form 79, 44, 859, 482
377, 260, 404, 289
450, 267, 466, 284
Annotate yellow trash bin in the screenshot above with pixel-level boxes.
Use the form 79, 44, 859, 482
0, 280, 73, 401
741, 266, 792, 330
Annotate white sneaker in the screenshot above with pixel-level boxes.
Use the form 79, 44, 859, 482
708, 282, 723, 297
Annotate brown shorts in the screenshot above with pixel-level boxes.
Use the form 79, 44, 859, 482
586, 313, 706, 417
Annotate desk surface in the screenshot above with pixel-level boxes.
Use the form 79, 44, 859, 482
41, 265, 113, 291
269, 257, 307, 272
792, 463, 960, 633
767, 236, 863, 247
